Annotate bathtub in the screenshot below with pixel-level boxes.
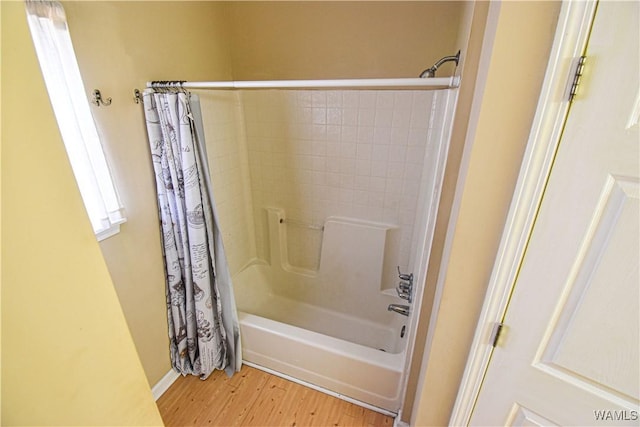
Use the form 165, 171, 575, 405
234, 263, 405, 413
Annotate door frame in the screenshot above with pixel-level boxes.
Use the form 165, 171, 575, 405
449, 1, 598, 425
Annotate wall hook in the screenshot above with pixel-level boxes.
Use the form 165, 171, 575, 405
133, 89, 143, 104
92, 89, 112, 106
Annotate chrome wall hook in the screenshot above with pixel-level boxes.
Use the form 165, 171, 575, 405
133, 89, 142, 104
91, 89, 112, 106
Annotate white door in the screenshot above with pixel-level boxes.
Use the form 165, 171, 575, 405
470, 2, 639, 426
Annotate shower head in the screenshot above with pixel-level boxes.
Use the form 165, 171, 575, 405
420, 50, 461, 78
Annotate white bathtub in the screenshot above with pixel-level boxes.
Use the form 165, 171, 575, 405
235, 263, 405, 412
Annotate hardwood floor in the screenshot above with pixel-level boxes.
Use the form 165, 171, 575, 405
157, 365, 394, 426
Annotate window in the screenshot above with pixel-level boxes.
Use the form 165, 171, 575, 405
25, 0, 125, 240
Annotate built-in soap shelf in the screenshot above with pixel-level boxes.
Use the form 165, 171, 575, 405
266, 207, 400, 291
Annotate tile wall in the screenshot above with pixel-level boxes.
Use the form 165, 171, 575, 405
199, 91, 257, 275
240, 89, 435, 275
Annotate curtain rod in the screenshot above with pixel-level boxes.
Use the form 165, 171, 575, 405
146, 76, 460, 90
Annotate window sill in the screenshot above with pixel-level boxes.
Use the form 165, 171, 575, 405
96, 220, 126, 242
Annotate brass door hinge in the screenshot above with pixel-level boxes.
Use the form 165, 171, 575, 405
569, 56, 587, 102
490, 322, 505, 348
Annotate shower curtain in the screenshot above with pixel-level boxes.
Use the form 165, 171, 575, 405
143, 90, 241, 378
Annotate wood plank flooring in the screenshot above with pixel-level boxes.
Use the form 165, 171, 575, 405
157, 365, 394, 426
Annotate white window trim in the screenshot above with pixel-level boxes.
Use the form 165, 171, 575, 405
25, 0, 126, 240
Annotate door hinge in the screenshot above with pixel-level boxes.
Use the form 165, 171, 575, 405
490, 322, 505, 348
568, 55, 587, 102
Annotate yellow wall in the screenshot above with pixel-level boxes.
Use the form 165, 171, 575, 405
0, 2, 164, 425
61, 0, 234, 386
414, 1, 561, 424
228, 1, 465, 80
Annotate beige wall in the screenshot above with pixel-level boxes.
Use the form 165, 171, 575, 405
0, 2, 163, 425
62, 1, 234, 386
228, 1, 465, 80
414, 1, 561, 425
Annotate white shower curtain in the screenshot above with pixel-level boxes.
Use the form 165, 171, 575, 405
143, 90, 241, 378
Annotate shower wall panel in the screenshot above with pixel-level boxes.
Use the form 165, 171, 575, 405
241, 89, 435, 283
199, 91, 257, 275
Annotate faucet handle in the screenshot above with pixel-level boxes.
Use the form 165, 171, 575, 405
398, 281, 411, 292
396, 284, 413, 303
397, 266, 413, 282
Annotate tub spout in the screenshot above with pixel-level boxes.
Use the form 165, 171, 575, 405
388, 304, 410, 316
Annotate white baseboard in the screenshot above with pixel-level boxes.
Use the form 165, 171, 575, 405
152, 369, 180, 401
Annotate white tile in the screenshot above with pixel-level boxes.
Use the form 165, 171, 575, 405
340, 143, 357, 158
311, 171, 326, 185
412, 92, 432, 111
327, 108, 342, 125
359, 91, 376, 108
406, 145, 426, 163
313, 108, 327, 125
386, 162, 405, 179
388, 146, 407, 163
340, 174, 355, 189
402, 179, 420, 197
358, 109, 376, 127
340, 158, 356, 174
392, 109, 412, 128
326, 157, 340, 173
297, 90, 313, 107
370, 176, 386, 192
385, 180, 403, 196
357, 126, 374, 143
354, 175, 370, 190
399, 209, 416, 226
326, 91, 342, 108
342, 108, 358, 126
355, 159, 371, 176
339, 189, 354, 203
312, 124, 327, 140
376, 92, 395, 109
374, 108, 394, 128
368, 191, 384, 208
353, 190, 369, 205
326, 142, 341, 157
341, 125, 358, 142
382, 207, 399, 223
408, 128, 428, 146
391, 127, 409, 146
410, 108, 430, 129
371, 161, 387, 177
343, 92, 359, 108
372, 145, 390, 161
326, 172, 341, 187
298, 107, 312, 124
373, 127, 392, 145
356, 144, 372, 160
312, 91, 327, 107
311, 156, 326, 171
311, 141, 326, 156
394, 92, 413, 110
327, 125, 341, 141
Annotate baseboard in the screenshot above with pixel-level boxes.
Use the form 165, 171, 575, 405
152, 368, 180, 401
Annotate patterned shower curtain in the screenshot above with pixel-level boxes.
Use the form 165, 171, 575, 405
142, 90, 241, 378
